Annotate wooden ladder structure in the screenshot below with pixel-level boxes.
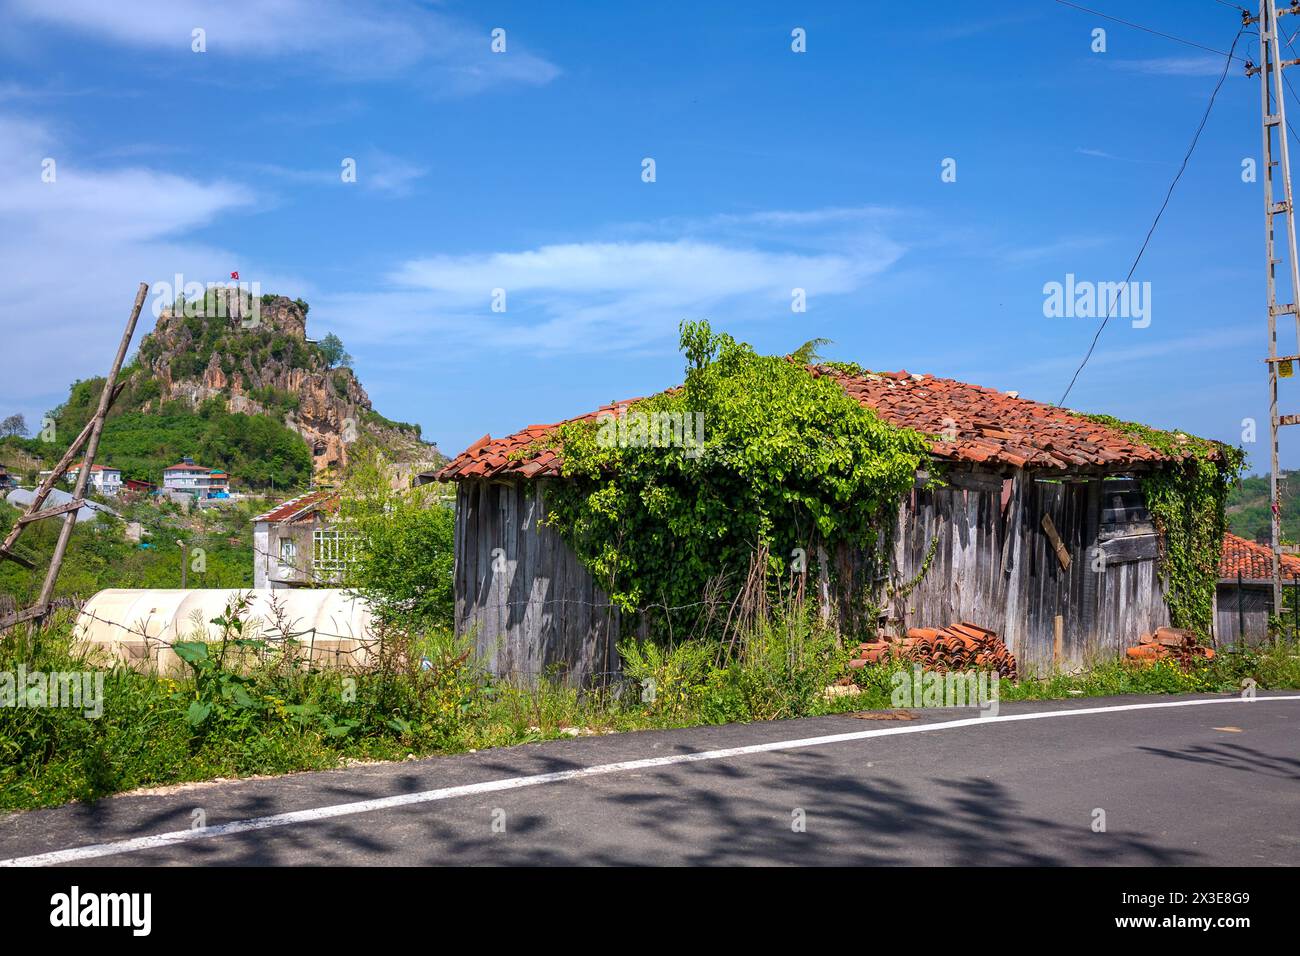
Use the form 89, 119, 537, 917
0, 283, 148, 631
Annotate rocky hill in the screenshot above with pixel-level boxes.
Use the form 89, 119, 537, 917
134, 287, 441, 479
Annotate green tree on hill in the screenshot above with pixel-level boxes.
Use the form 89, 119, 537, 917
319, 333, 352, 369
0, 414, 27, 438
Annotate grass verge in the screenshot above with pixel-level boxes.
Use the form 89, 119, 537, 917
3, 606, 1298, 811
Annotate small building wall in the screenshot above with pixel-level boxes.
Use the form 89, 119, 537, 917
452, 469, 1173, 684
1214, 581, 1272, 646
253, 517, 325, 589
454, 479, 620, 685
884, 471, 1168, 676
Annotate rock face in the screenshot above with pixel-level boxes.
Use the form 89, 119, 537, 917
138, 289, 439, 476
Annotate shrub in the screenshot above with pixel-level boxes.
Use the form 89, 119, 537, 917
339, 449, 455, 631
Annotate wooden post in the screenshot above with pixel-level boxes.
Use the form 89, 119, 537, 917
1238, 570, 1246, 645
4, 283, 149, 631
1293, 573, 1298, 639
1081, 479, 1101, 641
816, 540, 831, 627
1053, 614, 1064, 670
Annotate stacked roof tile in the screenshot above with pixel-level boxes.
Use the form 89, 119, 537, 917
435, 367, 1219, 481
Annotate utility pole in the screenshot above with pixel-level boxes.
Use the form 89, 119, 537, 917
1248, 0, 1300, 629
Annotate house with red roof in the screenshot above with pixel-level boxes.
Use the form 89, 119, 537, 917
252, 490, 345, 589
162, 457, 230, 498
47, 463, 122, 497
1216, 532, 1300, 645
435, 365, 1235, 684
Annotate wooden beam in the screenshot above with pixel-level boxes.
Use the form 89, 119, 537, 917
1098, 533, 1159, 564
16, 498, 86, 526
0, 378, 125, 560
0, 603, 48, 631
1041, 514, 1071, 570
0, 548, 35, 569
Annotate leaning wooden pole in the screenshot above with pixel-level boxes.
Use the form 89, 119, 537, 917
30, 283, 149, 626
1, 407, 103, 559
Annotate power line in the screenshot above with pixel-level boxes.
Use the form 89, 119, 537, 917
1058, 24, 1247, 407
1053, 0, 1249, 61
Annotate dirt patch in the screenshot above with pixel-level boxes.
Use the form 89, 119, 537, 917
848, 710, 919, 721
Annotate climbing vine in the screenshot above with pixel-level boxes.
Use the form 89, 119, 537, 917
1082, 414, 1245, 637
543, 321, 932, 637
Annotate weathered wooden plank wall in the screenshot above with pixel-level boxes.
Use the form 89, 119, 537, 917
455, 479, 620, 686
887, 472, 1168, 675
454, 469, 1171, 683
1213, 583, 1271, 646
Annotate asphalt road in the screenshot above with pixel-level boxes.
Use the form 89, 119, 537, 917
2, 692, 1298, 866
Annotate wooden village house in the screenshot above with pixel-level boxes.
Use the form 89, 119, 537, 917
1216, 532, 1300, 645
252, 490, 348, 589
435, 367, 1231, 685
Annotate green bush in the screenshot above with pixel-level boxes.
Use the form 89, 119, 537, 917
0, 602, 484, 810
619, 601, 850, 724
339, 450, 454, 631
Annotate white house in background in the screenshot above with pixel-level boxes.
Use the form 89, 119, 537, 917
252, 490, 350, 589
162, 457, 230, 498
41, 463, 122, 497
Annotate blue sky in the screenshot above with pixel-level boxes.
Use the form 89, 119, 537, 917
0, 0, 1294, 470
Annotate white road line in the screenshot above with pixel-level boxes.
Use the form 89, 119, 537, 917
3, 694, 1297, 867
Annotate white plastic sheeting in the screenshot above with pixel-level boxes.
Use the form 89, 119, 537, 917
6, 487, 118, 523
74, 588, 376, 673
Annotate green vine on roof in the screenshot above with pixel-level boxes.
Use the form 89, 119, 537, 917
820, 360, 870, 377
1083, 414, 1245, 638
542, 321, 931, 636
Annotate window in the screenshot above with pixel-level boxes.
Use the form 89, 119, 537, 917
313, 529, 356, 575
278, 536, 297, 568
1099, 479, 1155, 539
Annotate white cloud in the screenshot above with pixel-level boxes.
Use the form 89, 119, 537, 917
996, 234, 1113, 266
1073, 146, 1165, 167
242, 150, 429, 196
1114, 56, 1226, 77
362, 152, 429, 196
2, 0, 560, 93
314, 218, 906, 355
0, 114, 255, 420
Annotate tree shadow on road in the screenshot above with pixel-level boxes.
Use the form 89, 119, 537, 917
132, 742, 1198, 866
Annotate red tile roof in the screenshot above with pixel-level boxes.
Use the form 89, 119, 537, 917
68, 464, 119, 474
253, 489, 339, 523
435, 367, 1221, 481
164, 462, 210, 472
1219, 532, 1300, 581
436, 397, 644, 481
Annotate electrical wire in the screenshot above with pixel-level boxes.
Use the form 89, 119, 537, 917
1053, 0, 1249, 61
1058, 23, 1248, 407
